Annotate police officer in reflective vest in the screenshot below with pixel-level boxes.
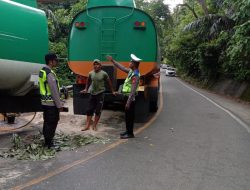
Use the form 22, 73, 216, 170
39, 53, 63, 148
107, 54, 141, 139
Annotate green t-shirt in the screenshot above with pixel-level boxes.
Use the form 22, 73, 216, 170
89, 70, 109, 95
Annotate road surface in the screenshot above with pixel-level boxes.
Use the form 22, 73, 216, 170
12, 76, 250, 190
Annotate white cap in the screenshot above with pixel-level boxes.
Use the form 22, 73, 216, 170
93, 59, 101, 64
130, 54, 142, 62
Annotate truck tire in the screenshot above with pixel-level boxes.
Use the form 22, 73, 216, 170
149, 100, 158, 112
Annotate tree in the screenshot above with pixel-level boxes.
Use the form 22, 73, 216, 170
166, 0, 250, 82
38, 0, 87, 85
177, 3, 198, 19
183, 14, 235, 39
197, 0, 209, 15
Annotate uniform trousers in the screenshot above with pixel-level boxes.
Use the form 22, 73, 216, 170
124, 98, 136, 135
42, 105, 59, 146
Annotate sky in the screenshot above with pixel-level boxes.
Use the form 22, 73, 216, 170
164, 0, 183, 10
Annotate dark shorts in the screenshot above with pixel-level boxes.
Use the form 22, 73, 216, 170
86, 93, 104, 116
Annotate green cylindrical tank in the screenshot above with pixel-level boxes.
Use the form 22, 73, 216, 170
0, 0, 48, 95
68, 0, 158, 79
69, 0, 160, 118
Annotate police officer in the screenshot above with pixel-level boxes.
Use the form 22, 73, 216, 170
107, 54, 141, 139
39, 53, 63, 148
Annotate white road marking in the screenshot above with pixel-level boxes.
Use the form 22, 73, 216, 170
176, 78, 250, 134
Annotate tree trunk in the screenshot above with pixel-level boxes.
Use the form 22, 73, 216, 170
197, 0, 209, 15
178, 3, 198, 19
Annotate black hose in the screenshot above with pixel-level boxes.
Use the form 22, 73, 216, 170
0, 112, 37, 132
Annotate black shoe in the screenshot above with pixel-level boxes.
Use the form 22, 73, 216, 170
44, 142, 60, 150
48, 143, 61, 151
120, 134, 134, 139
44, 142, 52, 148
120, 131, 127, 136
44, 142, 53, 149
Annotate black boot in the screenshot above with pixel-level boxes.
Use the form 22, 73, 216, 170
120, 133, 134, 139
120, 131, 128, 136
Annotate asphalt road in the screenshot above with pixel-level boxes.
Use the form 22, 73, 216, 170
21, 76, 250, 190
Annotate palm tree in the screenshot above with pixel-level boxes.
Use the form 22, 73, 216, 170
183, 14, 235, 39
182, 0, 235, 39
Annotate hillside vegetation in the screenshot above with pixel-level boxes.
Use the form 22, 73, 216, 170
39, 0, 250, 101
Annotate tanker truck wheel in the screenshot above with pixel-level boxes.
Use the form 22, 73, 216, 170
148, 87, 159, 112
149, 101, 158, 112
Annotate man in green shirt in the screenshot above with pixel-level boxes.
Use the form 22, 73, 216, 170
80, 59, 116, 131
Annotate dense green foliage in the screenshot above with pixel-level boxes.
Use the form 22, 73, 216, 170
165, 0, 250, 82
39, 0, 87, 85
39, 0, 249, 85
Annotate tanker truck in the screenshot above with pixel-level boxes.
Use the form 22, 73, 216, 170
0, 0, 49, 113
68, 0, 160, 122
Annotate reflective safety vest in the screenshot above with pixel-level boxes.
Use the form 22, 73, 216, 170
122, 69, 140, 95
39, 67, 60, 102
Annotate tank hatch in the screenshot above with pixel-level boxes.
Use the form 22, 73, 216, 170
87, 0, 136, 9
10, 0, 37, 8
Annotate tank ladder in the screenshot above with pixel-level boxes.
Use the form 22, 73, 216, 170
100, 17, 117, 61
